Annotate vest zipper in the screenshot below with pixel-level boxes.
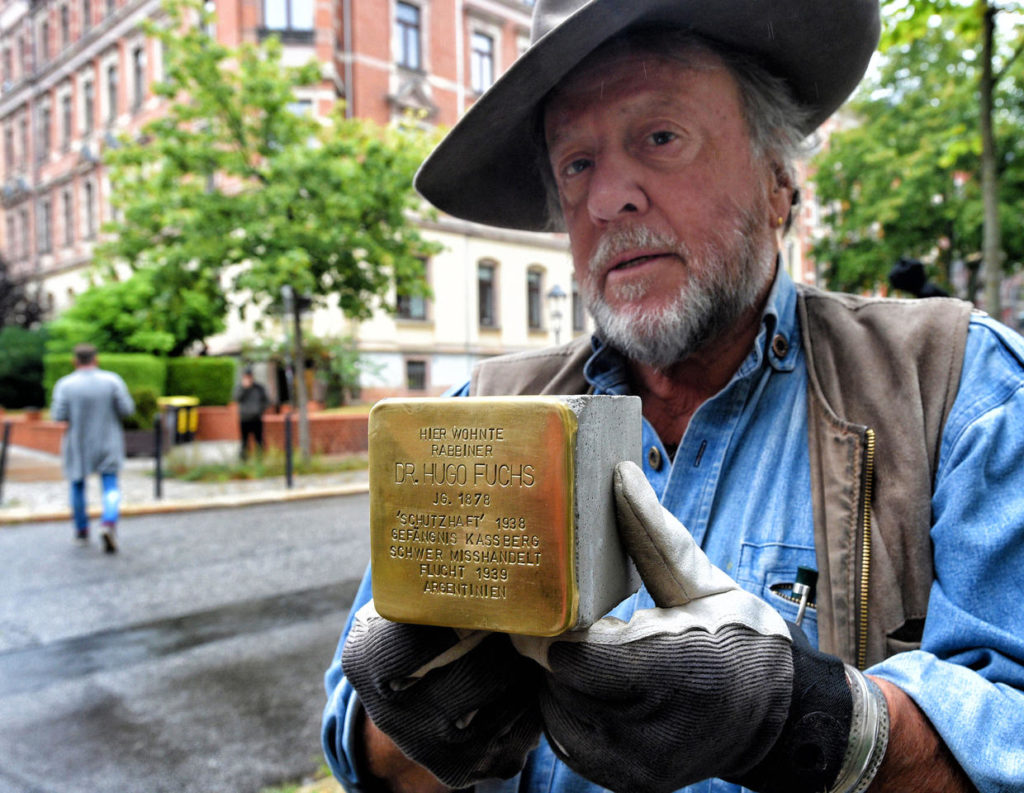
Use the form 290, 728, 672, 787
857, 428, 876, 670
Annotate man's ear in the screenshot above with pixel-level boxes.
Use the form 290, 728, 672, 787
769, 161, 796, 230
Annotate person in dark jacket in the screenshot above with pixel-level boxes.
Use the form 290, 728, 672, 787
235, 368, 269, 460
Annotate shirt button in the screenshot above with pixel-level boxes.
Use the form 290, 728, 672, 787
647, 446, 663, 471
771, 334, 789, 359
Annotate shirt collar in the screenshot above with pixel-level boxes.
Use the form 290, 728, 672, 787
583, 264, 800, 395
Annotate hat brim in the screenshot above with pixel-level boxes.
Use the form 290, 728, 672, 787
414, 0, 879, 231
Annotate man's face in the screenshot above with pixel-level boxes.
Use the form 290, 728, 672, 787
544, 47, 780, 367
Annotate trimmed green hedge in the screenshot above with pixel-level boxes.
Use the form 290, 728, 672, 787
124, 386, 160, 429
43, 352, 167, 404
0, 327, 46, 409
165, 357, 237, 406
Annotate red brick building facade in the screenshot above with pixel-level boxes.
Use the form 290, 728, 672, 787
0, 0, 536, 313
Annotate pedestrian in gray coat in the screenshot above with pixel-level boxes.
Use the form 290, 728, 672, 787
51, 344, 135, 552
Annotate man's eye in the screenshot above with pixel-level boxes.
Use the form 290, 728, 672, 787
650, 130, 677, 146
563, 158, 591, 177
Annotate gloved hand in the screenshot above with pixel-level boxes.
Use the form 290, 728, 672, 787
342, 601, 543, 789
513, 461, 882, 793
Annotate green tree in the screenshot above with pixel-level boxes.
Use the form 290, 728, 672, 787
0, 255, 44, 330
0, 326, 47, 408
96, 0, 440, 457
812, 0, 1024, 306
45, 266, 225, 355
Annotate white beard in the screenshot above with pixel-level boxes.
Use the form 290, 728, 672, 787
585, 203, 775, 369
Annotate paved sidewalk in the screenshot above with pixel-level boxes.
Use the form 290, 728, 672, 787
0, 441, 369, 525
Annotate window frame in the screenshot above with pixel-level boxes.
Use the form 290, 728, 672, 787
37, 101, 51, 162
38, 197, 53, 254
62, 187, 74, 247
4, 124, 14, 171
477, 260, 498, 328
39, 19, 50, 63
105, 61, 118, 124
6, 215, 16, 259
395, 2, 422, 71
396, 257, 430, 321
526, 267, 544, 330
131, 44, 145, 112
262, 0, 314, 37
572, 277, 585, 332
405, 358, 428, 392
60, 5, 70, 49
82, 77, 95, 134
83, 179, 96, 238
60, 90, 72, 150
469, 30, 494, 94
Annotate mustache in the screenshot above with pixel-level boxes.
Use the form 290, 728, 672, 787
588, 226, 691, 275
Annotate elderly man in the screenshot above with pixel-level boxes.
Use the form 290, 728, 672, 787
324, 1, 1024, 792
51, 343, 135, 552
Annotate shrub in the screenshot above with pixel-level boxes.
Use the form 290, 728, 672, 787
43, 352, 167, 404
124, 386, 160, 429
0, 326, 46, 408
165, 357, 237, 406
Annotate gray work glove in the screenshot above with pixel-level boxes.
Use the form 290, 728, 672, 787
342, 602, 543, 789
513, 462, 873, 793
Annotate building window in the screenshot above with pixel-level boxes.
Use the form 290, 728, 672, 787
572, 278, 585, 331
83, 181, 96, 238
38, 198, 53, 253
19, 209, 29, 257
106, 63, 118, 123
470, 32, 494, 93
61, 93, 72, 149
395, 2, 421, 70
62, 188, 74, 246
39, 21, 50, 63
396, 258, 428, 320
406, 359, 427, 391
83, 79, 95, 133
82, 0, 92, 29
478, 261, 497, 327
6, 216, 15, 258
37, 103, 51, 161
263, 0, 313, 32
61, 6, 70, 48
19, 115, 28, 160
131, 46, 145, 111
4, 125, 13, 171
2, 45, 11, 85
106, 0, 115, 16
527, 268, 543, 329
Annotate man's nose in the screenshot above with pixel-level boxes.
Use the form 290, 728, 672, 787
586, 156, 649, 223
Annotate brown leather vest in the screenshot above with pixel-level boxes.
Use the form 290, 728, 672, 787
470, 284, 972, 668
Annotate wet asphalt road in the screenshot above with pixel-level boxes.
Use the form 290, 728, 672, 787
0, 494, 370, 793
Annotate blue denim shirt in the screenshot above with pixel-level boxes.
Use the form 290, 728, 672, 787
323, 270, 1024, 792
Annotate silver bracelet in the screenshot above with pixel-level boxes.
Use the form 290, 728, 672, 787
828, 666, 890, 793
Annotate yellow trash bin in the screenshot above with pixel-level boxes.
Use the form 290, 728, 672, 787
158, 396, 200, 444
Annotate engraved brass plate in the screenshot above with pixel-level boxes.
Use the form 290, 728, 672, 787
369, 397, 578, 636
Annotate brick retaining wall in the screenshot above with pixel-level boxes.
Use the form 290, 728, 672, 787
2, 406, 370, 457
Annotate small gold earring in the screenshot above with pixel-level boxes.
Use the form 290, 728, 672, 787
777, 216, 785, 227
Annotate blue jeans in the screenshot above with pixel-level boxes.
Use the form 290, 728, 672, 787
70, 472, 121, 531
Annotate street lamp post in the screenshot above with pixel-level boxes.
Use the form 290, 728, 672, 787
547, 283, 567, 345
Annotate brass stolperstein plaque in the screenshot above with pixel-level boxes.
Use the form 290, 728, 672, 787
370, 397, 578, 636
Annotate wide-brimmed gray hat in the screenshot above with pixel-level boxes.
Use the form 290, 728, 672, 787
414, 0, 880, 231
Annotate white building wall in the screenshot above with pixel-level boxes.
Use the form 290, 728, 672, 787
352, 219, 584, 395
